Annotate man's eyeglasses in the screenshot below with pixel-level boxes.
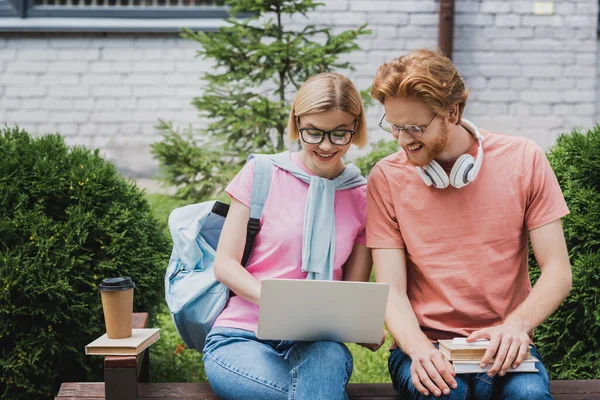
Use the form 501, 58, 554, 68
379, 114, 436, 138
298, 118, 357, 146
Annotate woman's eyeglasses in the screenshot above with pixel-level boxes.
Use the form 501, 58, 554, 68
298, 118, 357, 146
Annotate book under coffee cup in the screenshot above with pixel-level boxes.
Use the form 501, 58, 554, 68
99, 277, 135, 339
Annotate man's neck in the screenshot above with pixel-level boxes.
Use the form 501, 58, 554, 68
436, 122, 476, 164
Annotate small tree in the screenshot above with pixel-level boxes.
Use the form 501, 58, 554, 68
152, 0, 370, 201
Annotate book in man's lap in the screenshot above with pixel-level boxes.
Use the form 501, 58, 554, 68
85, 328, 160, 356
438, 338, 538, 374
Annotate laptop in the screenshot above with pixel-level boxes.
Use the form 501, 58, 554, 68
257, 279, 389, 344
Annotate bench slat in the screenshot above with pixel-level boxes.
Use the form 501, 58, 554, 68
56, 381, 600, 399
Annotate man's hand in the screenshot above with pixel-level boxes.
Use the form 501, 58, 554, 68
466, 316, 531, 377
408, 341, 457, 397
359, 330, 386, 352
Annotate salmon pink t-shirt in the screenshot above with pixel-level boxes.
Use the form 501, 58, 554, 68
213, 152, 367, 332
366, 130, 569, 341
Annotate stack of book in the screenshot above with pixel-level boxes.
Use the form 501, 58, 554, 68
438, 338, 538, 374
85, 328, 160, 356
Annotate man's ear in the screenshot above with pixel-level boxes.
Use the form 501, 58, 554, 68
447, 103, 460, 125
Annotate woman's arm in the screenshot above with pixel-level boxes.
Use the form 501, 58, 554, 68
342, 243, 373, 282
213, 198, 262, 305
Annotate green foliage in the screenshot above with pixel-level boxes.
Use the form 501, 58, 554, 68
151, 0, 371, 202
0, 127, 171, 400
354, 139, 399, 176
529, 125, 600, 379
151, 121, 238, 201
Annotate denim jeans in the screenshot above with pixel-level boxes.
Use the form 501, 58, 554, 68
388, 344, 553, 400
203, 326, 353, 400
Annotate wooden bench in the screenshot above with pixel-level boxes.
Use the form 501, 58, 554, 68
56, 313, 600, 400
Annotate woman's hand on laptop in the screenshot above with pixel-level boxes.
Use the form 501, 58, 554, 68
359, 330, 386, 352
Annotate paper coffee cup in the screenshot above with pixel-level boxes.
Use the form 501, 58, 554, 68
99, 277, 135, 339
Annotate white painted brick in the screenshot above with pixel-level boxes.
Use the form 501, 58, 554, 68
409, 13, 438, 26
389, 1, 437, 12
374, 26, 399, 39
161, 98, 184, 110
371, 38, 408, 51
49, 38, 93, 48
138, 98, 162, 110
47, 61, 89, 73
89, 111, 132, 122
556, 2, 576, 15
130, 111, 164, 122
49, 87, 89, 98
564, 15, 597, 28
41, 98, 73, 110
478, 90, 519, 101
553, 104, 574, 116
576, 28, 596, 40
531, 104, 552, 115
118, 123, 142, 135
47, 111, 88, 123
324, 0, 349, 11
576, 79, 596, 90
455, 14, 494, 26
7, 38, 48, 48
576, 53, 596, 65
55, 124, 78, 136
122, 74, 160, 85
511, 2, 533, 14
455, 1, 480, 13
102, 48, 145, 61
81, 74, 123, 85
92, 37, 136, 48
531, 78, 553, 89
17, 49, 57, 61
521, 15, 564, 27
365, 12, 409, 25
72, 98, 94, 109
58, 49, 100, 61
0, 98, 20, 110
564, 65, 596, 78
570, 39, 597, 53
465, 76, 486, 89
521, 90, 562, 103
564, 90, 595, 103
521, 39, 564, 51
479, 64, 522, 77
92, 86, 132, 97
518, 52, 569, 65
118, 98, 138, 110
5, 111, 49, 122
6, 61, 48, 73
0, 48, 16, 61
481, 1, 511, 14
94, 99, 118, 109
488, 78, 509, 89
495, 15, 521, 27
1, 74, 37, 85
5, 87, 46, 98
490, 39, 522, 51
509, 103, 531, 116
176, 61, 213, 73
573, 103, 595, 116
522, 66, 562, 78
520, 116, 562, 129
397, 26, 437, 38
576, 2, 597, 15
487, 103, 508, 115
350, 0, 382, 11
555, 78, 575, 90
464, 103, 487, 115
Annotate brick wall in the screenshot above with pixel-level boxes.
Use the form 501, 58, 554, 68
0, 0, 597, 178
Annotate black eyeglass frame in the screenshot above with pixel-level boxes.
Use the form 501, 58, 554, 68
297, 117, 357, 146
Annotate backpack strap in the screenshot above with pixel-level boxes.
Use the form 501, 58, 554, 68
241, 154, 272, 266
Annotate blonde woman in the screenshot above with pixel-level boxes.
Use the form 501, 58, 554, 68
202, 72, 375, 400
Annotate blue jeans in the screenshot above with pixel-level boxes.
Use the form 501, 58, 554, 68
203, 326, 353, 400
388, 344, 553, 400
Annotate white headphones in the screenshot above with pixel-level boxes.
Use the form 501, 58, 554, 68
416, 119, 484, 189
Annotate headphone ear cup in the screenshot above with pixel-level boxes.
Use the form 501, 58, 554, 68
422, 161, 449, 189
417, 167, 433, 186
449, 154, 475, 189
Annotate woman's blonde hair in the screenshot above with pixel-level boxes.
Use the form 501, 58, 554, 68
370, 48, 470, 124
288, 72, 368, 148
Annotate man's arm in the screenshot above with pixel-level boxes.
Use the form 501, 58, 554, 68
373, 248, 457, 397
468, 219, 571, 376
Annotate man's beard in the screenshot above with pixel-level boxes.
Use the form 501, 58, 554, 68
405, 123, 449, 167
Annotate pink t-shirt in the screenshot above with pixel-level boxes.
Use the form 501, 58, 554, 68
213, 152, 367, 332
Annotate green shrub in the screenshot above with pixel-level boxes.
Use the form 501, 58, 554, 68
529, 125, 600, 379
354, 139, 399, 177
0, 127, 171, 399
